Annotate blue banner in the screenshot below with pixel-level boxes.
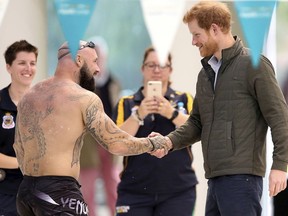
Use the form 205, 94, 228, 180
54, 0, 96, 58
234, 1, 276, 68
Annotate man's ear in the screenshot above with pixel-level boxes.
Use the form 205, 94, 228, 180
75, 54, 82, 67
211, 23, 219, 35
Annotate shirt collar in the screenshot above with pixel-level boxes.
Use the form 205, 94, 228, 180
208, 55, 222, 73
0, 84, 17, 111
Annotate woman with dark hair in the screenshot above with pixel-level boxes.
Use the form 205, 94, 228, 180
0, 40, 38, 215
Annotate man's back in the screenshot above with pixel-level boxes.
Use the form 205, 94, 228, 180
16, 77, 93, 179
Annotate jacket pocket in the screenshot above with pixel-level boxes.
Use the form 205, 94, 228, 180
226, 121, 234, 155
208, 121, 234, 161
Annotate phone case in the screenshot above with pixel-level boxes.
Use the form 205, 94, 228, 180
147, 81, 162, 97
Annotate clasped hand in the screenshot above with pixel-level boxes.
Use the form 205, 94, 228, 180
148, 132, 172, 158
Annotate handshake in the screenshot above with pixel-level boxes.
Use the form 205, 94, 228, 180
147, 132, 173, 158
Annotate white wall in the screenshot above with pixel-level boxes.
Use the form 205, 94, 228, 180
0, 0, 47, 88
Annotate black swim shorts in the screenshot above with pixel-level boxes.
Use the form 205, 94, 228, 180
16, 175, 89, 216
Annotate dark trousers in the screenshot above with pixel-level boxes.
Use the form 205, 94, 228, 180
205, 174, 263, 216
273, 179, 288, 216
116, 187, 196, 216
0, 193, 18, 216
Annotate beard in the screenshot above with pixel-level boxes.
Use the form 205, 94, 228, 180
79, 62, 95, 92
200, 35, 218, 57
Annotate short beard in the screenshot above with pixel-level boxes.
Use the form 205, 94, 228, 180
201, 34, 218, 57
79, 63, 95, 92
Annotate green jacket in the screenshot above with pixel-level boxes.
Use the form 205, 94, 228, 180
168, 37, 288, 179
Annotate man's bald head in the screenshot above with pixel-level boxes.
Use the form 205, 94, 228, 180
57, 42, 70, 60
55, 40, 99, 91
57, 40, 96, 60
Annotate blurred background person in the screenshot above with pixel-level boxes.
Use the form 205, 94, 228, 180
79, 36, 121, 216
113, 46, 198, 216
0, 40, 38, 215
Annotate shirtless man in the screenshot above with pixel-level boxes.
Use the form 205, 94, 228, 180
13, 41, 167, 216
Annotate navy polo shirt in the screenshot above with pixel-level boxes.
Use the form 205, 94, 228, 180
0, 85, 23, 195
113, 87, 198, 194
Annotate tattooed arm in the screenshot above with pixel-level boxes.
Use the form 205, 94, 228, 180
83, 95, 168, 156
13, 118, 24, 173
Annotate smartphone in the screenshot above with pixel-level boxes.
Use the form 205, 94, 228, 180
147, 81, 162, 98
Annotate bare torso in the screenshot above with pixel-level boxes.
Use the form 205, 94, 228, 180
15, 78, 91, 179
14, 77, 153, 180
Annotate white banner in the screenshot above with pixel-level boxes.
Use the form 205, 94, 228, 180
140, 0, 186, 65
0, 0, 9, 27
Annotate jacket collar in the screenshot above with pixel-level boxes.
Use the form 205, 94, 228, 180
221, 36, 243, 63
201, 36, 244, 68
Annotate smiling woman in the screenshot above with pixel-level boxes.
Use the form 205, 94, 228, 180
0, 40, 38, 216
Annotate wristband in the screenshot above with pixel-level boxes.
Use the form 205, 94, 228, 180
147, 138, 155, 152
169, 109, 179, 121
131, 107, 144, 126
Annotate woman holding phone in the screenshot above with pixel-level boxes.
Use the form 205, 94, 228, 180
112, 46, 198, 216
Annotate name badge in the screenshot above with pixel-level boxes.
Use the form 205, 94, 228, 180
2, 112, 15, 129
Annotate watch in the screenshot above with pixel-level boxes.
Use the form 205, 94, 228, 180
131, 107, 144, 126
169, 109, 179, 121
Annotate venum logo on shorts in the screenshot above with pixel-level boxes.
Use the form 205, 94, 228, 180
2, 113, 15, 129
61, 197, 89, 215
